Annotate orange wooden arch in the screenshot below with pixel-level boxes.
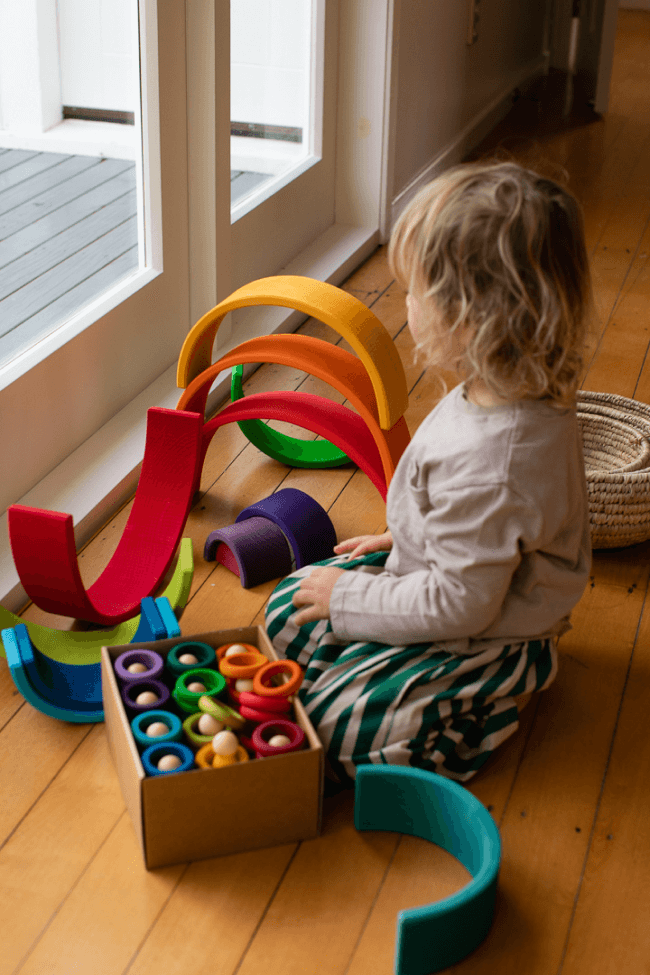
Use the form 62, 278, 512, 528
176, 276, 409, 431
176, 333, 411, 488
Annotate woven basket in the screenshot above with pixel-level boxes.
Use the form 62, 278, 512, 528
577, 390, 650, 548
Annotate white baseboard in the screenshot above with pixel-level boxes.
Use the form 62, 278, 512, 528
0, 118, 136, 159
389, 56, 549, 231
0, 223, 378, 613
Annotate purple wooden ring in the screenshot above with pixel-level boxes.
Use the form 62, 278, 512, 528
251, 718, 306, 758
121, 678, 171, 713
114, 649, 165, 684
203, 517, 293, 588
235, 488, 336, 569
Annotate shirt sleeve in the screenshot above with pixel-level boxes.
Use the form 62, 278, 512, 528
329, 481, 541, 645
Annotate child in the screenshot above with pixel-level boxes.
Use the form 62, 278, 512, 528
265, 160, 593, 785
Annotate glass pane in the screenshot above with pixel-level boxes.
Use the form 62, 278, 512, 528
230, 0, 322, 220
0, 0, 143, 372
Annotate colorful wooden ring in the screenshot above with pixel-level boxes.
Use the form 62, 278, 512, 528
131, 710, 183, 750
141, 742, 195, 776
172, 668, 227, 713
252, 660, 303, 698
197, 694, 246, 730
114, 649, 165, 684
194, 742, 249, 768
182, 712, 223, 748
122, 679, 170, 714
194, 742, 216, 768
166, 641, 216, 677
215, 642, 261, 662
219, 651, 268, 679
236, 488, 336, 570
213, 745, 249, 768
230, 363, 349, 468
239, 704, 288, 724
251, 719, 305, 758
238, 690, 291, 713
204, 517, 293, 588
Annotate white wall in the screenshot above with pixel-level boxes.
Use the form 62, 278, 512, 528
391, 0, 550, 212
58, 0, 135, 111
231, 0, 310, 130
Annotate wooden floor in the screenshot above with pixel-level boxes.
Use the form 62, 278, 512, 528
0, 149, 267, 369
2, 10, 650, 974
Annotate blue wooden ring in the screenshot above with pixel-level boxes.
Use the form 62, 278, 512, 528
141, 741, 195, 775
235, 488, 337, 569
204, 517, 293, 588
131, 709, 183, 750
354, 765, 501, 975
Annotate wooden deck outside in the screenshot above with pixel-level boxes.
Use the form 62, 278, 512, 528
0, 151, 138, 367
0, 150, 266, 369
1, 9, 649, 975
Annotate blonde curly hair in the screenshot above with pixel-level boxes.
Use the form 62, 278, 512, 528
388, 161, 593, 406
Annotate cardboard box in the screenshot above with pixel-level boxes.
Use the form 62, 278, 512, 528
102, 627, 323, 869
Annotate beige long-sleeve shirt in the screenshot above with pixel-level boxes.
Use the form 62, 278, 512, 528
329, 383, 592, 651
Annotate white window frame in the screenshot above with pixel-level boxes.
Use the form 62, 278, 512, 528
0, 0, 396, 611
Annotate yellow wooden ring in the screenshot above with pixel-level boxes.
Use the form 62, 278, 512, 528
194, 743, 249, 768
176, 276, 409, 431
194, 743, 216, 768
212, 746, 249, 768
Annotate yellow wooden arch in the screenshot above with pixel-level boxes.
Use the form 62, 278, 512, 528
176, 275, 409, 431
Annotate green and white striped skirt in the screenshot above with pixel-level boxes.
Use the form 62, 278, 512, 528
265, 551, 557, 785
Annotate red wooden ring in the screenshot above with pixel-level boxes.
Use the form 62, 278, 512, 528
251, 719, 306, 757
219, 651, 267, 679
240, 704, 286, 724
238, 691, 291, 713
252, 660, 303, 698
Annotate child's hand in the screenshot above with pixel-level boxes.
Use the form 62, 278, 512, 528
333, 531, 393, 561
292, 567, 346, 625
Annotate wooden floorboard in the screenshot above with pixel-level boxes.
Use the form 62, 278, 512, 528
1, 9, 649, 975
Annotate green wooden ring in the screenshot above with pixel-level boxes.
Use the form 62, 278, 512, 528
166, 641, 216, 677
172, 668, 226, 713
230, 364, 350, 468
182, 711, 221, 748
197, 693, 246, 730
